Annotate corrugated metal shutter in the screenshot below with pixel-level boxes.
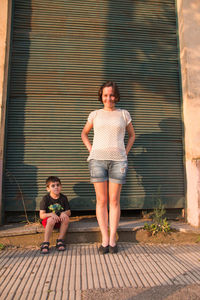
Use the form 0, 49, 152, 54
5, 0, 184, 211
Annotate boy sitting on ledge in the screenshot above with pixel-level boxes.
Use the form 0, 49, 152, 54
40, 176, 71, 254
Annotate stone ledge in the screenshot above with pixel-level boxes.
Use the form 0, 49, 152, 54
0, 219, 200, 238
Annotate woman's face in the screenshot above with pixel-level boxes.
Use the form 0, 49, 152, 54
102, 86, 116, 111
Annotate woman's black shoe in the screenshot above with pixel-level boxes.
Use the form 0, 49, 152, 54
109, 244, 118, 254
98, 245, 109, 254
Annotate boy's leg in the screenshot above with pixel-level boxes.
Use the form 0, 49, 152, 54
44, 217, 56, 242
57, 215, 70, 250
41, 217, 57, 254
58, 215, 70, 239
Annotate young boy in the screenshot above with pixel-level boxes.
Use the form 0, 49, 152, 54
40, 176, 71, 254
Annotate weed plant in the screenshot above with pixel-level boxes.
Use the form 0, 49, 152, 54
144, 190, 171, 236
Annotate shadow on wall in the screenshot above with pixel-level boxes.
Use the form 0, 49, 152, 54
4, 1, 37, 212
70, 182, 96, 210
128, 117, 184, 208
104, 0, 184, 208
4, 0, 185, 212
104, 0, 181, 99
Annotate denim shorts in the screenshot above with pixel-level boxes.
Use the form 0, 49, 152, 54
88, 160, 128, 184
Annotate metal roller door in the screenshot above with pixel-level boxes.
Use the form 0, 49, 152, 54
4, 0, 185, 211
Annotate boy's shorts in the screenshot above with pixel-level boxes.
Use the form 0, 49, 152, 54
41, 217, 61, 228
88, 159, 128, 184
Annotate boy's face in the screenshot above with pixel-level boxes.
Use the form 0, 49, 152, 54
47, 181, 62, 198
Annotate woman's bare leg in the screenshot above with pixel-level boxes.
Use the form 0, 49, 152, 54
94, 181, 109, 246
108, 182, 122, 247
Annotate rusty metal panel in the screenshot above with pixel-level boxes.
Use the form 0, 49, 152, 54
4, 0, 184, 211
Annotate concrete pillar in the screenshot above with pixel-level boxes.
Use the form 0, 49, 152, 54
177, 0, 200, 226
0, 0, 12, 224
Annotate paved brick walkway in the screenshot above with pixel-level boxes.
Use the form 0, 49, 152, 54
0, 243, 200, 300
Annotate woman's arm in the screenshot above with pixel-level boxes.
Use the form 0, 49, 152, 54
125, 122, 135, 155
81, 121, 93, 152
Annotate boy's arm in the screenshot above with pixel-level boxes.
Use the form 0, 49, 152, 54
61, 194, 71, 217
59, 209, 71, 222
61, 209, 71, 217
39, 210, 60, 221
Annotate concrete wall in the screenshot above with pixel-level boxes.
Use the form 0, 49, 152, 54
177, 0, 200, 226
0, 0, 12, 224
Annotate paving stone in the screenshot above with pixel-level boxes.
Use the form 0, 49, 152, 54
0, 243, 200, 300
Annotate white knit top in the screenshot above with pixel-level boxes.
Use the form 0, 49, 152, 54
87, 108, 132, 161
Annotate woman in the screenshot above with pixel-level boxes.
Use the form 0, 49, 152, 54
81, 81, 135, 254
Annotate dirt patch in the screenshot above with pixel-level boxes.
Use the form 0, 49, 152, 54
135, 229, 200, 244
81, 285, 200, 300
0, 232, 56, 249
0, 228, 200, 249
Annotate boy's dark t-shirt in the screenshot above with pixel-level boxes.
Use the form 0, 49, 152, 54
40, 193, 70, 214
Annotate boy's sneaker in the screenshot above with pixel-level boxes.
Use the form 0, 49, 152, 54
98, 245, 109, 254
